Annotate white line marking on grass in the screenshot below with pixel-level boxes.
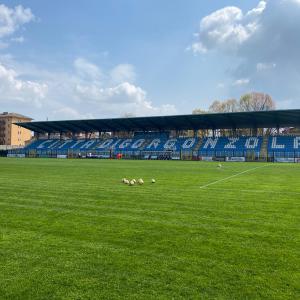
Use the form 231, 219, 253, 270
200, 165, 269, 189
204, 187, 300, 195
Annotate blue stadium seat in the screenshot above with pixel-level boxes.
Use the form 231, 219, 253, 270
144, 137, 198, 151
199, 136, 262, 157
24, 139, 48, 150
23, 135, 199, 154
268, 136, 300, 157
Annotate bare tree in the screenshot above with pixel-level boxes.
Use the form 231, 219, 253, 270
209, 99, 238, 113
208, 99, 239, 136
223, 99, 239, 112
192, 108, 207, 114
209, 100, 223, 113
238, 92, 276, 135
204, 93, 275, 113
192, 93, 276, 136
239, 92, 276, 112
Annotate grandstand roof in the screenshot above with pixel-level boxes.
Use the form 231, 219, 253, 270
17, 109, 300, 133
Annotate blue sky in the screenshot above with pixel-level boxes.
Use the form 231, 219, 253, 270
0, 1, 299, 120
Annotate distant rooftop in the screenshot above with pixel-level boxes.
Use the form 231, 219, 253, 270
0, 112, 32, 120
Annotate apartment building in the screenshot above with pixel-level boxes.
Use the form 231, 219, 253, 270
0, 112, 32, 146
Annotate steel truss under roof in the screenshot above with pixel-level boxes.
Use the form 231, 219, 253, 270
17, 109, 300, 134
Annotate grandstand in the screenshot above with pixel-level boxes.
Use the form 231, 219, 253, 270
10, 109, 300, 162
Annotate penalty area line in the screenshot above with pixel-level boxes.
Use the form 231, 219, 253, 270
200, 165, 269, 189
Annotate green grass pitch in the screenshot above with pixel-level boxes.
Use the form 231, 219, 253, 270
0, 158, 299, 299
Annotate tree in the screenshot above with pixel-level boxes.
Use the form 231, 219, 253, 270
202, 93, 275, 113
192, 92, 276, 136
208, 100, 223, 113
208, 99, 238, 113
239, 92, 276, 135
223, 99, 239, 112
192, 108, 207, 114
239, 92, 276, 112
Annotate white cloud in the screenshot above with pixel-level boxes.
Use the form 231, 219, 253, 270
0, 4, 34, 39
67, 60, 176, 118
187, 42, 207, 54
233, 78, 250, 86
0, 57, 176, 120
0, 63, 47, 107
246, 1, 267, 17
189, 1, 300, 106
52, 107, 94, 120
110, 64, 136, 83
256, 62, 276, 71
11, 36, 24, 43
73, 57, 102, 81
288, 0, 300, 4
75, 82, 145, 104
190, 2, 266, 53
73, 80, 176, 117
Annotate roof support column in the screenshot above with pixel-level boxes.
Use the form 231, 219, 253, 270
252, 127, 258, 136
47, 132, 50, 139
232, 128, 237, 137
193, 130, 197, 138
